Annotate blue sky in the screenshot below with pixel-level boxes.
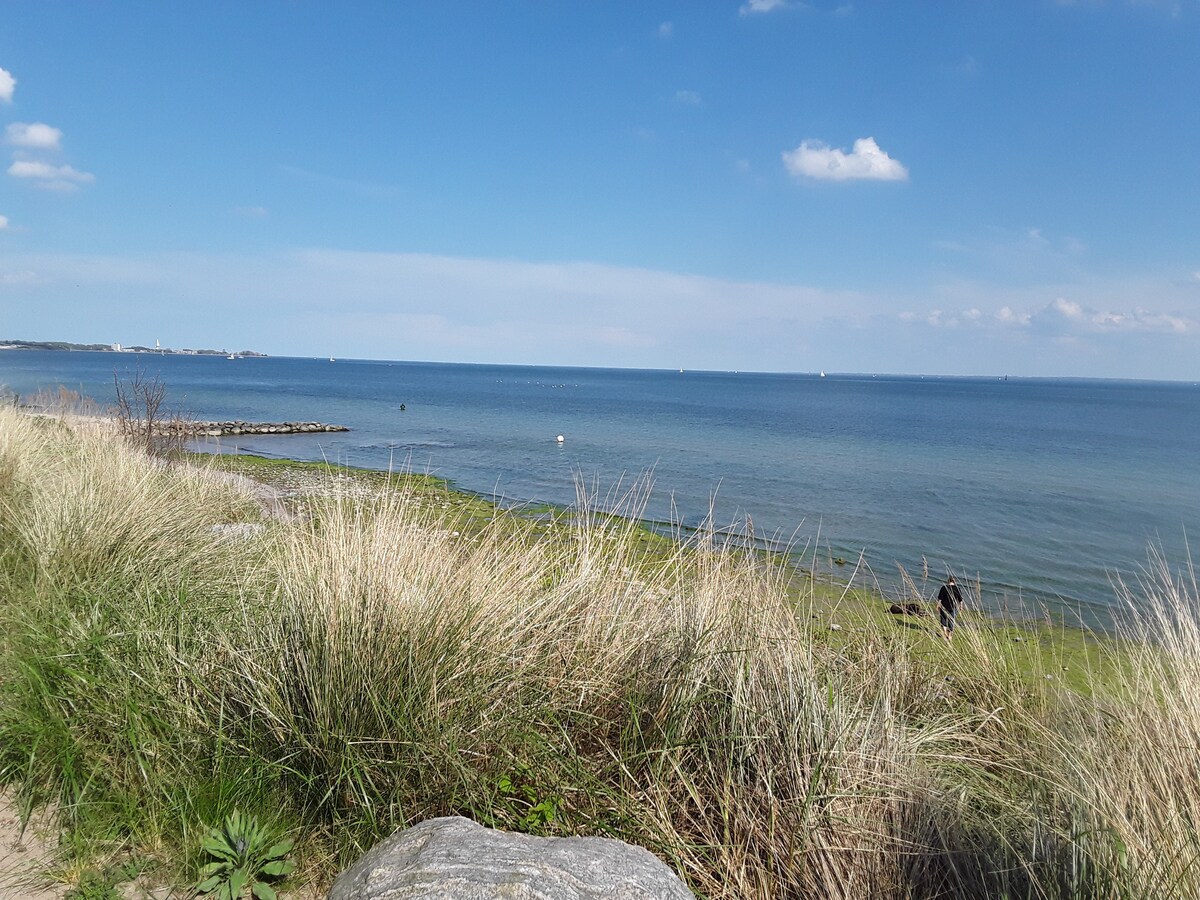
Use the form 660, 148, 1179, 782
1, 1, 1198, 378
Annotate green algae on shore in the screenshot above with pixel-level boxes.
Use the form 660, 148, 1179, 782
200, 450, 1127, 698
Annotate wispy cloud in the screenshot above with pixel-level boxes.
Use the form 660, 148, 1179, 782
7, 159, 96, 191
940, 55, 978, 76
740, 0, 789, 15
4, 247, 1197, 378
933, 227, 1089, 288
0, 269, 44, 286
907, 296, 1194, 336
232, 205, 268, 218
674, 89, 702, 106
0, 214, 9, 230
782, 136, 908, 182
0, 247, 868, 369
1030, 297, 1192, 334
278, 164, 401, 200
936, 228, 1087, 261
1056, 0, 1182, 14
0, 67, 14, 103
6, 122, 63, 150
657, 21, 674, 37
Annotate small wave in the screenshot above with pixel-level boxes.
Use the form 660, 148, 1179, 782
360, 440, 455, 452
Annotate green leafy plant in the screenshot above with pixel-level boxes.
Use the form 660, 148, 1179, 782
496, 765, 561, 833
195, 811, 295, 900
64, 868, 121, 900
63, 859, 146, 900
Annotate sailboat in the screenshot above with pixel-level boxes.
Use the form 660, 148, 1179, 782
820, 370, 826, 378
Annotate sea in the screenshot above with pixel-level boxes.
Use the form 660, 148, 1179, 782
2, 349, 1197, 628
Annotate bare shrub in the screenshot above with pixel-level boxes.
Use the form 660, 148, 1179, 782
113, 367, 192, 458
24, 384, 106, 417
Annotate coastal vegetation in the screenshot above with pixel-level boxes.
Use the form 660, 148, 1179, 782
2, 403, 1199, 898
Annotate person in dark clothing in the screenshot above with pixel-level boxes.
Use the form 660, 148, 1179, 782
937, 575, 963, 641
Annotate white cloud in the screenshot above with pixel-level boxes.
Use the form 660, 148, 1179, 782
995, 306, 1032, 326
0, 269, 44, 286
0, 67, 14, 103
916, 307, 983, 328
740, 0, 788, 14
0, 214, 8, 230
915, 297, 1195, 336
658, 21, 674, 37
6, 122, 63, 150
7, 159, 95, 191
233, 205, 268, 218
675, 89, 702, 106
782, 136, 908, 182
1093, 308, 1190, 333
1050, 297, 1084, 319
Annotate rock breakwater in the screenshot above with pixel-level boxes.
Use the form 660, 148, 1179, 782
162, 421, 350, 437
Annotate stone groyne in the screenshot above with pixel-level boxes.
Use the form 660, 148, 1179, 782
163, 421, 350, 437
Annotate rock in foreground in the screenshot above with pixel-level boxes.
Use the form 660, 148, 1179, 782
328, 816, 694, 900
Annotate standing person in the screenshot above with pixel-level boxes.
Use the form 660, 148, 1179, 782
937, 575, 963, 641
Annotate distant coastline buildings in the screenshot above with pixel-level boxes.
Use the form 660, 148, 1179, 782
1, 339, 266, 357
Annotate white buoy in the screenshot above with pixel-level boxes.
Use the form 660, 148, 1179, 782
556, 434, 565, 443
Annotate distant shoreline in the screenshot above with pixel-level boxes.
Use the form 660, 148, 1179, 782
0, 339, 267, 357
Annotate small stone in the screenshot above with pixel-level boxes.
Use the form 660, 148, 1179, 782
209, 523, 266, 542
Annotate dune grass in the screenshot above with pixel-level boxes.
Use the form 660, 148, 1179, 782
2, 404, 1199, 898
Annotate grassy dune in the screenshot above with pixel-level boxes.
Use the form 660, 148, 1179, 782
1, 404, 1198, 898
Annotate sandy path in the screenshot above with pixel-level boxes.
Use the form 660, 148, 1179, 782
0, 793, 61, 900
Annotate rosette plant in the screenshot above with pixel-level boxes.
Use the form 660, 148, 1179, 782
195, 810, 296, 900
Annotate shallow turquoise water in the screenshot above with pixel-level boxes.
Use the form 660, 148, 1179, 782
3, 350, 1196, 626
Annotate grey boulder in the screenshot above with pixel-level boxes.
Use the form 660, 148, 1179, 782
328, 816, 694, 900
